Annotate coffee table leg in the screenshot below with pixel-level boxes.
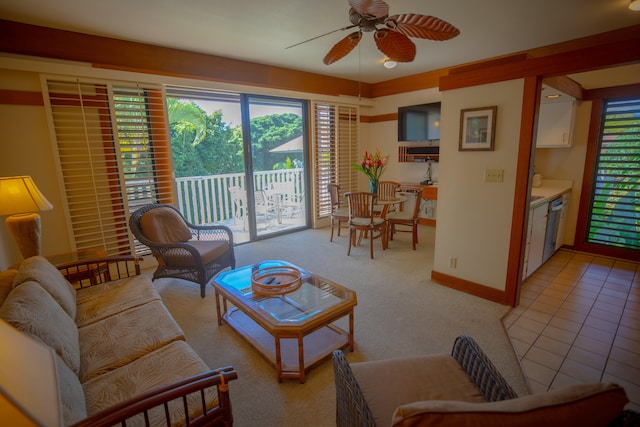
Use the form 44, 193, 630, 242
214, 290, 223, 325
275, 337, 283, 383
297, 333, 305, 384
349, 310, 354, 351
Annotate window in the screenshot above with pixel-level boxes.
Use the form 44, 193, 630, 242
44, 78, 174, 256
313, 102, 359, 221
586, 97, 640, 252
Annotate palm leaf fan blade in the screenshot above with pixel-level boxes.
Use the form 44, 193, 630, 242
374, 28, 415, 62
323, 31, 363, 65
387, 14, 460, 41
348, 0, 389, 18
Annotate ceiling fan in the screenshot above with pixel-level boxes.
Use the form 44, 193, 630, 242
287, 0, 461, 65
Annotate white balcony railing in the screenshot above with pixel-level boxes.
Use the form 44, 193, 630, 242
174, 168, 305, 226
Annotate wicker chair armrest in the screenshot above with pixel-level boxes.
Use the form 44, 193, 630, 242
451, 335, 518, 402
56, 256, 142, 289
71, 366, 238, 427
188, 223, 234, 244
333, 350, 376, 427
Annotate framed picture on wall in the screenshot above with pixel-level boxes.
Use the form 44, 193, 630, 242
459, 106, 497, 151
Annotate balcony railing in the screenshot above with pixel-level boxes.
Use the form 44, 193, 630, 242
174, 169, 305, 226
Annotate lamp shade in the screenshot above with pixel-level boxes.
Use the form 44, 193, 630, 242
0, 176, 53, 217
0, 319, 63, 427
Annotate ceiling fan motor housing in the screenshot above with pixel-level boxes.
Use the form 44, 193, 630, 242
349, 7, 386, 32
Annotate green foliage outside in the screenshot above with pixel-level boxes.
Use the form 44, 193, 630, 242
167, 99, 303, 177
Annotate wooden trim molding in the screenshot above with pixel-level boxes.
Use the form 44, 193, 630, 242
431, 270, 509, 305
360, 112, 398, 123
0, 19, 371, 99
0, 89, 43, 105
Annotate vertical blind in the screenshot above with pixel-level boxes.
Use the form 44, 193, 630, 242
313, 102, 359, 220
587, 98, 640, 251
44, 78, 174, 255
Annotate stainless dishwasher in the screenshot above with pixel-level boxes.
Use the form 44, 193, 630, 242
542, 196, 564, 262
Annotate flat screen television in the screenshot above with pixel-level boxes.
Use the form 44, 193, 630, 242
398, 102, 441, 143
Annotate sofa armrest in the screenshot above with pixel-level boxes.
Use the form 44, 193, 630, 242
451, 335, 518, 402
333, 350, 376, 427
56, 255, 142, 289
71, 366, 238, 427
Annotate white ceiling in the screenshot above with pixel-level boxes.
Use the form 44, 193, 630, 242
1, 0, 639, 84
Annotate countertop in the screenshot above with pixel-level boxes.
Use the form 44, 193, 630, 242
530, 179, 573, 208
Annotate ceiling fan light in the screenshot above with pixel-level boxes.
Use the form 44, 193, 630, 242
630, 0, 640, 11
384, 59, 397, 68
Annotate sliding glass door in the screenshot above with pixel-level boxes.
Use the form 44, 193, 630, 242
166, 88, 309, 243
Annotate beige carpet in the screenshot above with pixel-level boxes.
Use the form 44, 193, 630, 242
152, 226, 529, 427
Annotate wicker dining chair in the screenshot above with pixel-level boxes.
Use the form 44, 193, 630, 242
345, 192, 387, 259
386, 185, 423, 250
328, 183, 349, 242
129, 203, 235, 298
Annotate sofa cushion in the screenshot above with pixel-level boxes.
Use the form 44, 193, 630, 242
78, 300, 185, 382
352, 354, 485, 426
140, 207, 192, 244
0, 268, 17, 306
75, 274, 161, 328
83, 340, 217, 426
13, 256, 77, 319
0, 281, 80, 375
391, 382, 628, 427
54, 351, 88, 425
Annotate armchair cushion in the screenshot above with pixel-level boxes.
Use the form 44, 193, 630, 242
54, 351, 88, 425
0, 281, 80, 375
391, 382, 628, 427
159, 240, 230, 267
13, 255, 77, 319
351, 354, 485, 426
140, 206, 192, 243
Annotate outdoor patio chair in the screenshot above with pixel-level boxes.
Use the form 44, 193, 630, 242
129, 203, 235, 298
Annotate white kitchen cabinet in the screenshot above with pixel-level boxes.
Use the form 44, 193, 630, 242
536, 100, 575, 148
524, 202, 549, 279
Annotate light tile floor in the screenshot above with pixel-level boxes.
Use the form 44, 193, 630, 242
504, 249, 640, 411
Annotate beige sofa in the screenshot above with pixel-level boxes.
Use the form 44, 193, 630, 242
0, 255, 237, 427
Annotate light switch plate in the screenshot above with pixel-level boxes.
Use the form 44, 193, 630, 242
484, 168, 504, 183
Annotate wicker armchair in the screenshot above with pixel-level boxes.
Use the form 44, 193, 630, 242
333, 335, 633, 427
129, 204, 236, 298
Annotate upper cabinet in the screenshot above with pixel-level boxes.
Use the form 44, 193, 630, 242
536, 85, 576, 148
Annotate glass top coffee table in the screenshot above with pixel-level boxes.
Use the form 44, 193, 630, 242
212, 260, 357, 383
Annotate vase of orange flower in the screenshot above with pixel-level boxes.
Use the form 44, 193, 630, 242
353, 149, 389, 194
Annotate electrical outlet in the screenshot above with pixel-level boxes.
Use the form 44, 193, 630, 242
484, 168, 504, 183
449, 257, 457, 268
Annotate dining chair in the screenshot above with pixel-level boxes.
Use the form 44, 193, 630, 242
345, 192, 388, 259
374, 181, 400, 216
386, 185, 423, 250
328, 183, 349, 242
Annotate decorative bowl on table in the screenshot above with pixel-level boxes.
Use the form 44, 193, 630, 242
251, 265, 302, 296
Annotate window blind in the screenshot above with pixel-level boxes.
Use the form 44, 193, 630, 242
44, 78, 174, 256
587, 98, 640, 251
313, 102, 359, 220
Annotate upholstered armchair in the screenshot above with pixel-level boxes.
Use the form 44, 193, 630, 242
129, 204, 235, 298
333, 335, 634, 427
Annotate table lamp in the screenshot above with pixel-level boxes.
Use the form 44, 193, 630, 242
0, 176, 53, 259
0, 319, 63, 427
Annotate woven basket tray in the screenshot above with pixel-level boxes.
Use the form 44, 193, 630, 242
251, 265, 302, 296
